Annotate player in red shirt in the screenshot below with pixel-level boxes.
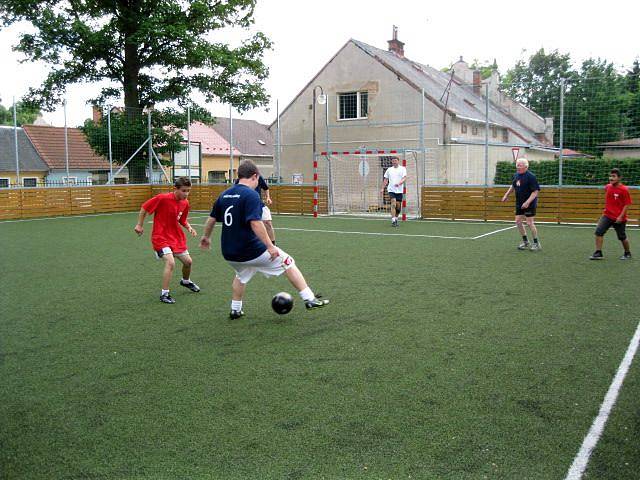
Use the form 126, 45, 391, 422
134, 177, 200, 303
590, 168, 633, 260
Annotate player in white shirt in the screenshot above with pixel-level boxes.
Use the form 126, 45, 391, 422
380, 157, 407, 227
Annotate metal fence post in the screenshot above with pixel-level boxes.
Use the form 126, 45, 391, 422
107, 106, 113, 184
275, 100, 280, 184
187, 105, 191, 182
484, 84, 489, 186
64, 100, 70, 185
13, 97, 20, 187
229, 105, 234, 182
147, 109, 153, 184
558, 80, 565, 187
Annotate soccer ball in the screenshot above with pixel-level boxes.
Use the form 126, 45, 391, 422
271, 292, 294, 315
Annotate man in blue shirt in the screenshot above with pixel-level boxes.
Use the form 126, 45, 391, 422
200, 160, 328, 319
501, 158, 541, 250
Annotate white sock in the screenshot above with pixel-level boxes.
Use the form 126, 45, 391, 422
182, 278, 190, 283
231, 300, 243, 311
161, 289, 170, 296
299, 287, 315, 301
392, 217, 396, 222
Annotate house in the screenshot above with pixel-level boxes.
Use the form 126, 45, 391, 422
0, 126, 48, 187
599, 138, 640, 159
272, 30, 557, 186
22, 124, 112, 185
187, 119, 274, 182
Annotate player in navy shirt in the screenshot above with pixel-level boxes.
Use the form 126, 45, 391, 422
235, 174, 276, 244
501, 158, 541, 250
200, 160, 328, 319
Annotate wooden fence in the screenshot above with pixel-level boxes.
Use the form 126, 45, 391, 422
421, 186, 640, 225
0, 184, 328, 221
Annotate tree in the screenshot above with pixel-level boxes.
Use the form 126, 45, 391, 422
0, 99, 40, 126
1, 0, 272, 182
624, 59, 640, 139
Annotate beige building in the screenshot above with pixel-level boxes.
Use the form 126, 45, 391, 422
599, 138, 640, 159
272, 31, 556, 187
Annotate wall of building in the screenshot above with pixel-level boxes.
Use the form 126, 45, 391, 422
0, 171, 47, 187
603, 148, 640, 159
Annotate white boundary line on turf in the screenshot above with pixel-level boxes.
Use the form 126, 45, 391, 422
471, 225, 517, 239
564, 320, 640, 480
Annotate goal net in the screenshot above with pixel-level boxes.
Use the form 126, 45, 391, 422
315, 150, 421, 219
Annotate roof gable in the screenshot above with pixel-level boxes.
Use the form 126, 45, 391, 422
0, 126, 49, 172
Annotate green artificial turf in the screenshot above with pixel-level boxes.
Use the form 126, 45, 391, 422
1, 213, 638, 479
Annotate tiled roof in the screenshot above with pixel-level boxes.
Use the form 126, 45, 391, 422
350, 40, 542, 145
0, 126, 48, 172
211, 117, 273, 156
22, 124, 110, 170
186, 121, 241, 156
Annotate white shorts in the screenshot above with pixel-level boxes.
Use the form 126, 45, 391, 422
261, 205, 272, 221
227, 248, 295, 284
155, 246, 189, 260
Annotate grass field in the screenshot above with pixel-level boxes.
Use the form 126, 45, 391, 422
1, 212, 639, 479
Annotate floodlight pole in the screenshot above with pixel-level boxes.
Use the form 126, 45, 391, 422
13, 97, 19, 186
312, 85, 324, 218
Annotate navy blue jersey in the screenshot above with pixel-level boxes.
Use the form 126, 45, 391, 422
235, 175, 269, 206
512, 171, 540, 207
210, 184, 266, 262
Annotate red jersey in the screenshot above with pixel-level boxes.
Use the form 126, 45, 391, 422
142, 192, 190, 252
603, 183, 632, 222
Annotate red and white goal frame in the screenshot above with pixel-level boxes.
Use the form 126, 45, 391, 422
313, 149, 419, 221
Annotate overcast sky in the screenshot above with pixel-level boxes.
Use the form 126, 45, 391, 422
1, 0, 638, 127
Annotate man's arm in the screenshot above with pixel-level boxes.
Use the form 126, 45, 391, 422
199, 217, 216, 250
521, 190, 539, 208
134, 207, 147, 235
380, 178, 389, 193
251, 220, 278, 259
397, 175, 407, 187
264, 188, 272, 205
616, 204, 630, 223
501, 186, 514, 202
181, 221, 197, 237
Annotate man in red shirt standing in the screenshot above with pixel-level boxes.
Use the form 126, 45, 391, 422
134, 177, 200, 303
590, 168, 633, 260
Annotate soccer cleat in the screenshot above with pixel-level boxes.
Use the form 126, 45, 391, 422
517, 241, 530, 250
392, 219, 398, 227
180, 280, 201, 292
529, 242, 542, 251
589, 251, 604, 260
160, 293, 176, 304
305, 297, 329, 309
619, 252, 632, 260
229, 309, 245, 320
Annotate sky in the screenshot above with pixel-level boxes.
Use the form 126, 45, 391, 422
1, 0, 638, 127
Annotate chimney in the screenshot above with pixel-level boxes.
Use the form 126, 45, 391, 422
473, 70, 482, 95
92, 105, 102, 123
387, 25, 405, 58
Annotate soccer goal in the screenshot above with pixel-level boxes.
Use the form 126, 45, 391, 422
314, 149, 422, 219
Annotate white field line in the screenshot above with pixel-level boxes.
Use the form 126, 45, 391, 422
471, 225, 517, 239
564, 320, 640, 480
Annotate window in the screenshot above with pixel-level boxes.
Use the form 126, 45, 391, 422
338, 91, 368, 120
0, 178, 9, 188
502, 129, 509, 143
23, 177, 37, 187
62, 176, 77, 186
472, 126, 478, 135
114, 177, 127, 184
461, 123, 467, 134
491, 127, 498, 138
86, 176, 93, 186
208, 171, 227, 183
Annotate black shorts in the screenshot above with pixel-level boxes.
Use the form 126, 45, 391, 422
389, 192, 403, 202
595, 215, 627, 241
515, 205, 536, 217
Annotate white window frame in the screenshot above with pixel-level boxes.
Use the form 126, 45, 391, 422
0, 177, 10, 188
62, 176, 78, 186
23, 177, 38, 187
461, 123, 467, 134
86, 176, 93, 185
337, 91, 368, 121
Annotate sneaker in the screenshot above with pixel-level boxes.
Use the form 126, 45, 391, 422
529, 242, 542, 251
305, 297, 330, 310
517, 241, 530, 250
229, 310, 245, 320
589, 251, 604, 260
160, 293, 176, 304
619, 252, 632, 260
180, 279, 201, 292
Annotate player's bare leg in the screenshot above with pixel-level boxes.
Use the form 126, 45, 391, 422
284, 264, 329, 310
160, 254, 176, 303
390, 198, 398, 226
263, 220, 276, 243
526, 217, 541, 251
177, 254, 200, 292
229, 277, 247, 319
595, 235, 604, 251
515, 215, 529, 250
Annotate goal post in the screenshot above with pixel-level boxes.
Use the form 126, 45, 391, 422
314, 149, 422, 219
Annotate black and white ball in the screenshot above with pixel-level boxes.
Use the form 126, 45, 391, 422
271, 292, 294, 315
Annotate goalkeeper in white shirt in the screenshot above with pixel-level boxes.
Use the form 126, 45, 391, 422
380, 156, 407, 227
